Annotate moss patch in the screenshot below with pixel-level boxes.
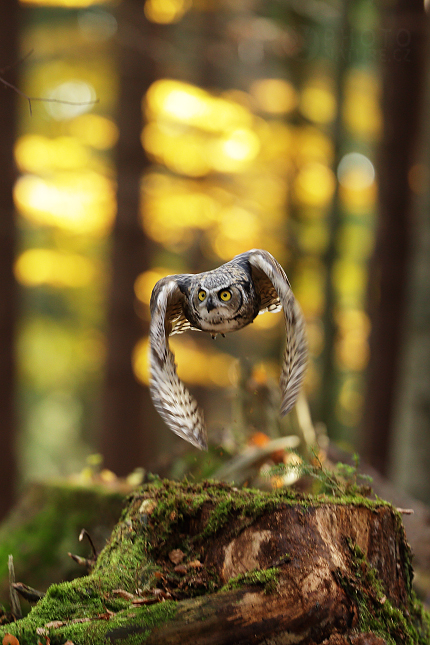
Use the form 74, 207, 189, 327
339, 540, 430, 645
0, 481, 126, 604
0, 479, 427, 645
221, 567, 280, 594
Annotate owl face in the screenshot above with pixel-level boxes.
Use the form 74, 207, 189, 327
190, 277, 244, 332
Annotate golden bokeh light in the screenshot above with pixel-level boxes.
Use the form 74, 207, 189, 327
253, 310, 282, 330
142, 123, 211, 177
293, 260, 326, 318
343, 69, 381, 138
133, 336, 235, 388
14, 172, 116, 235
45, 80, 97, 120
145, 80, 253, 133
293, 126, 334, 165
144, 0, 191, 23
210, 128, 261, 173
134, 268, 173, 304
211, 206, 262, 260
142, 81, 263, 177
15, 135, 90, 174
141, 173, 219, 248
250, 78, 298, 115
69, 114, 119, 150
15, 249, 96, 288
339, 182, 377, 211
294, 162, 336, 207
333, 260, 367, 303
300, 81, 336, 125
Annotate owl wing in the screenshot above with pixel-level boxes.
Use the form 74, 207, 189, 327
149, 276, 208, 450
240, 249, 308, 416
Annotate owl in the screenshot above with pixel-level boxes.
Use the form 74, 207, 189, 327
149, 249, 307, 450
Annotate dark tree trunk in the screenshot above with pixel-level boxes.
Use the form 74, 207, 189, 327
387, 11, 430, 504
100, 2, 159, 475
0, 0, 19, 519
362, 0, 428, 475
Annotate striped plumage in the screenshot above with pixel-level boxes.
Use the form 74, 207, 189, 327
149, 249, 307, 450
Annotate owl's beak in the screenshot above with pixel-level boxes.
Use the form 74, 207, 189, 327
206, 296, 216, 312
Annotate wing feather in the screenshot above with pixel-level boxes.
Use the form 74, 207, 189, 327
149, 278, 207, 450
241, 249, 308, 416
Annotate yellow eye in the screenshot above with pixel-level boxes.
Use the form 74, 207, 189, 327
198, 290, 206, 301
219, 290, 231, 302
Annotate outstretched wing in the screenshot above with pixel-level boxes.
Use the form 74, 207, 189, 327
149, 277, 207, 450
239, 249, 308, 416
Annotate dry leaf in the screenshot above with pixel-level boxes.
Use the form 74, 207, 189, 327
169, 549, 185, 565
3, 634, 20, 645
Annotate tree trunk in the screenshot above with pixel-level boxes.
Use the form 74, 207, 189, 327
362, 0, 428, 475
0, 481, 427, 645
100, 1, 159, 474
0, 0, 19, 520
387, 11, 430, 506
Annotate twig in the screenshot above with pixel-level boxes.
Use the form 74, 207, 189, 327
8, 555, 22, 619
0, 75, 99, 116
0, 49, 35, 74
12, 582, 45, 604
79, 528, 98, 560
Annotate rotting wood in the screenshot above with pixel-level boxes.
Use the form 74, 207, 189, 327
0, 480, 428, 645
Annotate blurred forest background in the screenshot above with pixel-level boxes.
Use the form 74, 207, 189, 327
1, 0, 430, 520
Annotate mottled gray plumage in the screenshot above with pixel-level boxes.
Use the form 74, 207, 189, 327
149, 249, 307, 450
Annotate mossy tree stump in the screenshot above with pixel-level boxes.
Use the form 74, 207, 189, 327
1, 480, 428, 645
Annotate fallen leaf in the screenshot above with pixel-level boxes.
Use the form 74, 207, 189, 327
174, 564, 187, 575
44, 622, 65, 629
3, 634, 20, 645
169, 549, 185, 565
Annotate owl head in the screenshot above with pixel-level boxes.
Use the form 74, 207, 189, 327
191, 275, 243, 319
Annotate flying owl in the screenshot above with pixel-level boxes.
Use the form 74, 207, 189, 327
149, 249, 307, 450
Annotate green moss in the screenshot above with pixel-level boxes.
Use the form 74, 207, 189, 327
0, 478, 424, 645
221, 567, 280, 594
0, 481, 125, 599
339, 539, 430, 645
4, 599, 177, 645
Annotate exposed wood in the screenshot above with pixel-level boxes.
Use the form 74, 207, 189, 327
0, 481, 425, 644
122, 503, 407, 645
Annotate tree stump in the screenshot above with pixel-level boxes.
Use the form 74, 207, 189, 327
0, 480, 428, 645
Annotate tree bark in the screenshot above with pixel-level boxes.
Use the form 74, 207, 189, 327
0, 0, 19, 519
100, 2, 160, 474
1, 481, 426, 645
387, 10, 430, 506
362, 0, 428, 475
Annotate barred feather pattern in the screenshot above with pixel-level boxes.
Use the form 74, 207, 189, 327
244, 250, 308, 417
149, 250, 307, 451
149, 280, 207, 450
